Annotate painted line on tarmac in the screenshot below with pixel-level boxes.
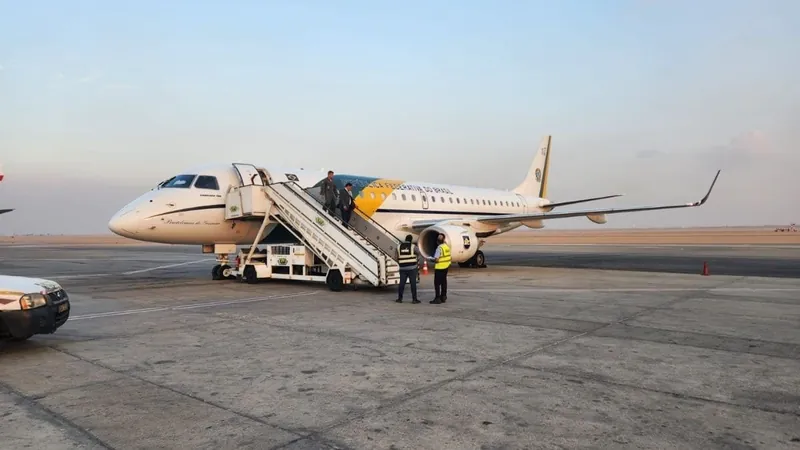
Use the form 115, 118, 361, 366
0, 244, 170, 248
16, 257, 202, 262
489, 244, 800, 249
39, 258, 214, 279
42, 273, 114, 280
70, 291, 317, 321
122, 259, 212, 275
438, 288, 800, 293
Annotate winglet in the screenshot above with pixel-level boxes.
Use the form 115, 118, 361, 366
691, 170, 721, 206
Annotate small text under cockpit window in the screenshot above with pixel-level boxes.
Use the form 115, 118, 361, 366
161, 174, 196, 188
194, 175, 219, 190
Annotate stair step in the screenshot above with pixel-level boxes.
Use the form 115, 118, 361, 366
267, 183, 402, 287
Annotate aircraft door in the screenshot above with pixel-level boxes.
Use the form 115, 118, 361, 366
232, 163, 265, 187
515, 193, 528, 214
420, 193, 429, 209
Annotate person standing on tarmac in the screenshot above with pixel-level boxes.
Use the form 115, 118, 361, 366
427, 233, 451, 304
395, 235, 420, 304
320, 170, 338, 216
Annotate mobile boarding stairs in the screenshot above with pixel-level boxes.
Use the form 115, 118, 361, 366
222, 169, 403, 291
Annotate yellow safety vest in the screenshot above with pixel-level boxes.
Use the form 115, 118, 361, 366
434, 243, 451, 270
397, 243, 417, 267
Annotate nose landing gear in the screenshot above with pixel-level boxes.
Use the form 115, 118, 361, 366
212, 264, 235, 280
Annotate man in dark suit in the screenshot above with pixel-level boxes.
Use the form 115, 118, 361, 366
339, 182, 355, 225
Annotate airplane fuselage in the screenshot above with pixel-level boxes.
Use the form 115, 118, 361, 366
108, 163, 548, 246
107, 133, 719, 267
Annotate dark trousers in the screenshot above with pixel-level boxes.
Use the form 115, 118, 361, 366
324, 197, 337, 215
398, 268, 418, 300
434, 268, 448, 299
340, 207, 351, 225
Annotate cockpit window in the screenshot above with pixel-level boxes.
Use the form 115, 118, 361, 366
194, 175, 219, 190
161, 174, 196, 188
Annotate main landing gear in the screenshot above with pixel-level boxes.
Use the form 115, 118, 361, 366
458, 250, 486, 269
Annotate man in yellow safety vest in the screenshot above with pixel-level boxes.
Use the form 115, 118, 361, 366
427, 233, 451, 304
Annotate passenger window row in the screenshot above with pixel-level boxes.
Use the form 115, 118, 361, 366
354, 190, 521, 208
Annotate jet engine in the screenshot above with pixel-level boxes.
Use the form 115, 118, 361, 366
418, 224, 479, 263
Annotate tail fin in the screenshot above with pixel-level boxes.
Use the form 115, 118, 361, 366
512, 135, 552, 198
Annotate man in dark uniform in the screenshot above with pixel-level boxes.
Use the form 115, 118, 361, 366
319, 170, 338, 215
395, 235, 420, 304
339, 182, 355, 226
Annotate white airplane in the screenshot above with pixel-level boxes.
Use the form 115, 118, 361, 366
0, 163, 12, 215
108, 136, 720, 268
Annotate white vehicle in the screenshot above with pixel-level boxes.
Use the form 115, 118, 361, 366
0, 275, 71, 341
108, 135, 720, 277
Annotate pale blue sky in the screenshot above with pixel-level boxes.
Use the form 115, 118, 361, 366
1, 0, 798, 234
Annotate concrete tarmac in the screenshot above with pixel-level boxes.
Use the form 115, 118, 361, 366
488, 243, 800, 278
1, 243, 799, 449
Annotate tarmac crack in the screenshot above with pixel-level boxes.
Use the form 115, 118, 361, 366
299, 330, 596, 440
45, 316, 233, 344
294, 277, 745, 439
47, 346, 309, 443
27, 376, 129, 401
0, 380, 116, 450
211, 311, 464, 359
704, 291, 800, 306
594, 323, 800, 360
509, 363, 800, 418
411, 307, 607, 332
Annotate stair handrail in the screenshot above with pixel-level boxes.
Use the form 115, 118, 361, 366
300, 185, 403, 251
266, 181, 382, 281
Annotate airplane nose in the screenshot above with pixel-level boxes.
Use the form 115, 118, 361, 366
108, 209, 139, 238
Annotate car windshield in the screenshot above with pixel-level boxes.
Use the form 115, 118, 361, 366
160, 174, 196, 188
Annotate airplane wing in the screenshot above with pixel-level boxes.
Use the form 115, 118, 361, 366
0, 209, 12, 215
409, 170, 720, 231
543, 194, 623, 210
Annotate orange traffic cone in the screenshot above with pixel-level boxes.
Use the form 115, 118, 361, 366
702, 262, 709, 276
422, 260, 429, 275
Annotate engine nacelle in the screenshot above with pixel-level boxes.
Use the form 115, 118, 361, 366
418, 225, 479, 263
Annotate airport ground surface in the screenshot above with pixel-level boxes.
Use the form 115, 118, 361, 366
1, 241, 799, 449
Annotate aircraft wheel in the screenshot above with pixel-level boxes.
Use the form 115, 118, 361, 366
475, 250, 486, 268
219, 264, 234, 279
326, 269, 343, 292
211, 264, 222, 280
